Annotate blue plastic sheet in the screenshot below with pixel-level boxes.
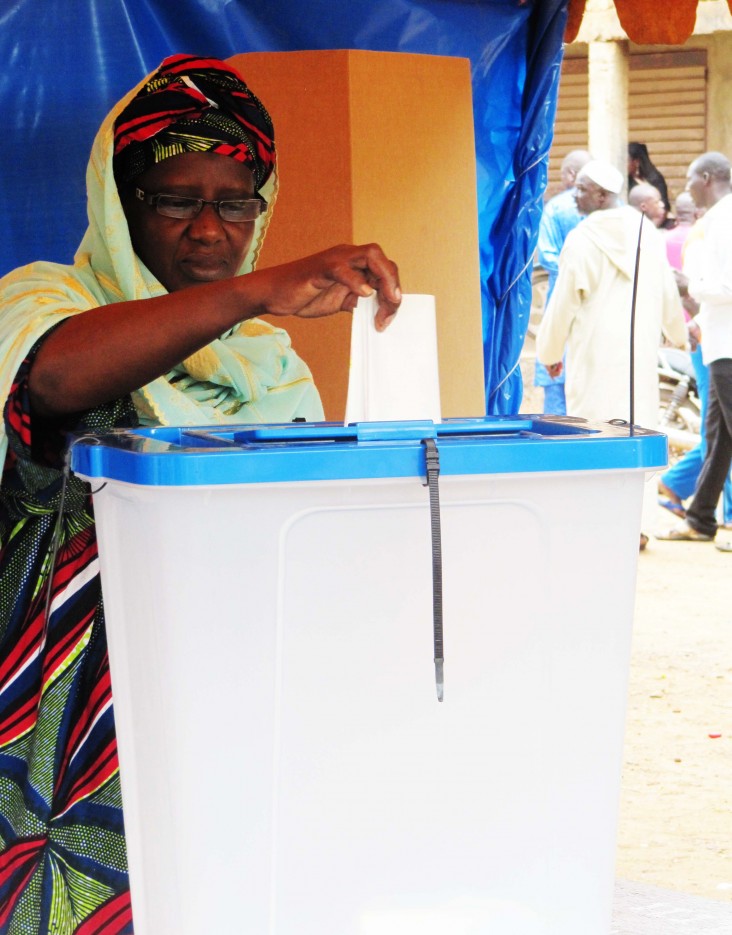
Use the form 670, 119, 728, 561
0, 0, 569, 412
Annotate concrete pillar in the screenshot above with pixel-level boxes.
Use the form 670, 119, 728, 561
707, 33, 732, 156
587, 40, 629, 191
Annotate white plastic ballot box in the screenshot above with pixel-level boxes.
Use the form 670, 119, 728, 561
70, 416, 667, 935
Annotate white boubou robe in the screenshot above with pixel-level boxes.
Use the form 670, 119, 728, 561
537, 205, 687, 430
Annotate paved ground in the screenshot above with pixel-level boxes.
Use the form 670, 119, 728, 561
612, 880, 732, 933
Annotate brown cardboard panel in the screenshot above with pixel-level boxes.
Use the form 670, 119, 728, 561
229, 50, 485, 420
230, 51, 356, 263
347, 52, 485, 417
229, 51, 355, 420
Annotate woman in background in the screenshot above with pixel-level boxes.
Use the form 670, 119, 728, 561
628, 141, 671, 215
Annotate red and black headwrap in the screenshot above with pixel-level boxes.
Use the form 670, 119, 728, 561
113, 54, 276, 190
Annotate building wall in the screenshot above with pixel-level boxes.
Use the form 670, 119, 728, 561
630, 32, 732, 164
705, 31, 732, 154
547, 28, 732, 202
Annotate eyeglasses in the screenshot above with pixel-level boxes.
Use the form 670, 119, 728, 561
135, 188, 267, 222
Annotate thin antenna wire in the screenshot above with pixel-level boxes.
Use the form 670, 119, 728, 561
628, 212, 645, 435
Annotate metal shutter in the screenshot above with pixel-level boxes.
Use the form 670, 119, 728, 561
546, 57, 589, 198
628, 50, 707, 206
547, 49, 707, 205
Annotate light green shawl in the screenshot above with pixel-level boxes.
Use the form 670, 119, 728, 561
0, 75, 323, 470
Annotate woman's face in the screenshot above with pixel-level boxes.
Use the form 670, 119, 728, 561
121, 151, 258, 293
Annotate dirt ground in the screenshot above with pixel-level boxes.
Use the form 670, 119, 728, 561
519, 359, 732, 905
617, 520, 732, 903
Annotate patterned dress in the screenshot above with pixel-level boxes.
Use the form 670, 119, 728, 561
0, 348, 136, 934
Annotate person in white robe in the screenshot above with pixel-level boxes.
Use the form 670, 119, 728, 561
536, 159, 687, 546
537, 159, 686, 429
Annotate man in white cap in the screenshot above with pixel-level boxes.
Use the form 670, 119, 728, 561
536, 158, 687, 547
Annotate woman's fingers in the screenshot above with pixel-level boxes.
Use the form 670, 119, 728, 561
342, 244, 401, 330
255, 243, 401, 323
357, 244, 401, 298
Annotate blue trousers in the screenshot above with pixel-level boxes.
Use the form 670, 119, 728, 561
542, 382, 567, 416
661, 347, 732, 524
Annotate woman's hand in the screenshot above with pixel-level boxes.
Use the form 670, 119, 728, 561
245, 243, 401, 331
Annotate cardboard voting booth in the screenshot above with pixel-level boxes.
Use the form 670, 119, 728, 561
228, 50, 485, 421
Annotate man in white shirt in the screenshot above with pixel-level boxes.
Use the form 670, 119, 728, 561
658, 152, 732, 545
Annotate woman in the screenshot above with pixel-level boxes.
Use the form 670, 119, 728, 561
0, 54, 400, 933
627, 141, 671, 215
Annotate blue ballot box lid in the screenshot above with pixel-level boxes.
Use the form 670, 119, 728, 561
69, 416, 668, 487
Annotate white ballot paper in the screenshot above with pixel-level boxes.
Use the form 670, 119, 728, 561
345, 293, 442, 424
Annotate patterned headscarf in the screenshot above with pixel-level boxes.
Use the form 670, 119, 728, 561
113, 54, 276, 189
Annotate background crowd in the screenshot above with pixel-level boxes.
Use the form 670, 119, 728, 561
533, 143, 732, 551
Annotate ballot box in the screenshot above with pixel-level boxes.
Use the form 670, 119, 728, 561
70, 415, 666, 935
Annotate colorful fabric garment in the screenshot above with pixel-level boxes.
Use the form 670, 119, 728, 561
0, 56, 322, 933
664, 220, 693, 273
113, 54, 276, 189
0, 350, 137, 934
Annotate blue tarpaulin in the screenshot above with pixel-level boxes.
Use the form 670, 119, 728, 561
0, 0, 569, 411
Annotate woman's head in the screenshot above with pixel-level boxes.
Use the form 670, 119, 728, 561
627, 142, 654, 180
113, 55, 275, 291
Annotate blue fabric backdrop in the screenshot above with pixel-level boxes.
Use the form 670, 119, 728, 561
0, 0, 568, 412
